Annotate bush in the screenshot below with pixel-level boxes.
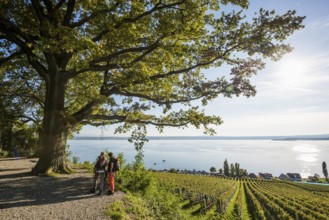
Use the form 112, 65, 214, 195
114, 155, 199, 220
26, 148, 35, 157
72, 156, 80, 164
0, 149, 9, 157
116, 155, 155, 194
82, 161, 94, 173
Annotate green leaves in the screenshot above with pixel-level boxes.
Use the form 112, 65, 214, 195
1, 0, 305, 137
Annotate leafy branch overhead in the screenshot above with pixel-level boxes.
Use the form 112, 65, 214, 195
0, 1, 305, 135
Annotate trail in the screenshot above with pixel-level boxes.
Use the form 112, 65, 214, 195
0, 157, 123, 220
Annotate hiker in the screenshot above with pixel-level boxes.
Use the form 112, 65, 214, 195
107, 152, 119, 195
13, 146, 19, 159
91, 152, 108, 195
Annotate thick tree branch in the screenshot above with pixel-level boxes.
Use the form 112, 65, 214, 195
42, 0, 53, 13
31, 0, 45, 21
119, 1, 185, 26
63, 0, 76, 26
53, 0, 66, 13
63, 63, 120, 81
149, 56, 221, 80
27, 56, 48, 82
0, 50, 23, 66
0, 87, 44, 108
130, 44, 160, 65
115, 90, 206, 106
92, 0, 185, 42
68, 56, 223, 125
143, 43, 243, 82
15, 115, 38, 124
0, 29, 48, 81
69, 2, 120, 28
91, 38, 163, 64
85, 115, 191, 127
0, 30, 25, 48
69, 99, 105, 126
66, 37, 165, 80
0, 18, 39, 41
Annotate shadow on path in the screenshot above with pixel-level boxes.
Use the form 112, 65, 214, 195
0, 159, 96, 210
0, 171, 31, 180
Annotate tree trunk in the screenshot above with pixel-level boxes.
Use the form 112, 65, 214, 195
1, 125, 13, 152
32, 128, 71, 174
0, 131, 2, 152
32, 71, 71, 175
33, 128, 44, 158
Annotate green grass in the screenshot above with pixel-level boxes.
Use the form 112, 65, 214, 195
105, 193, 152, 220
105, 200, 129, 220
221, 183, 240, 219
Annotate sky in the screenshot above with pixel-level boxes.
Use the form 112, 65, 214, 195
77, 0, 329, 137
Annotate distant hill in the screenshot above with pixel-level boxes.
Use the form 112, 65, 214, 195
272, 134, 329, 141
72, 134, 329, 141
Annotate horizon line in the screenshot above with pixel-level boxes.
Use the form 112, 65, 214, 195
74, 133, 329, 138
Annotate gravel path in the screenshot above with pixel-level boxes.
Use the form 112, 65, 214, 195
0, 157, 124, 220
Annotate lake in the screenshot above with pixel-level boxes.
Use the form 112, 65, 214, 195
67, 139, 329, 178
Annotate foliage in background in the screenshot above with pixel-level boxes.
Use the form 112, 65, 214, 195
210, 166, 217, 173
72, 156, 80, 165
323, 161, 328, 182
0, 149, 9, 157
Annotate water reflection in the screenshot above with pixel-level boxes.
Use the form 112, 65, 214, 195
300, 164, 313, 178
292, 144, 319, 153
296, 154, 318, 163
293, 144, 319, 163
293, 144, 320, 177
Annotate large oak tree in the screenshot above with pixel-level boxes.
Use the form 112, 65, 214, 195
0, 0, 304, 174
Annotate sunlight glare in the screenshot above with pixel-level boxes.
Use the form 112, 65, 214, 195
276, 58, 310, 87
293, 144, 319, 163
292, 144, 319, 153
296, 154, 318, 163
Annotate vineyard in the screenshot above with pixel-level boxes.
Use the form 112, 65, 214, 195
154, 172, 329, 219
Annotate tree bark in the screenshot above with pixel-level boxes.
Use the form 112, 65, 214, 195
0, 131, 1, 151
31, 71, 71, 174
32, 128, 43, 158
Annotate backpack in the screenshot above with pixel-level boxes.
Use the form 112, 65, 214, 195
95, 157, 106, 170
113, 158, 120, 172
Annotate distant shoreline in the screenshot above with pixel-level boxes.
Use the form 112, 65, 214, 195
272, 138, 329, 141
72, 135, 329, 141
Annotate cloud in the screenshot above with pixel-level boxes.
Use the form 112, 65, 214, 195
218, 111, 329, 136
307, 15, 329, 30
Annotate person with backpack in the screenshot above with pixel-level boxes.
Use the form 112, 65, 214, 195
91, 152, 108, 195
107, 152, 119, 195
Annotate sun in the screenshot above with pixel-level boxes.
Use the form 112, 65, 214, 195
275, 58, 310, 88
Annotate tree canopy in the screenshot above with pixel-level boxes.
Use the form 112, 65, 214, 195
0, 0, 305, 174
